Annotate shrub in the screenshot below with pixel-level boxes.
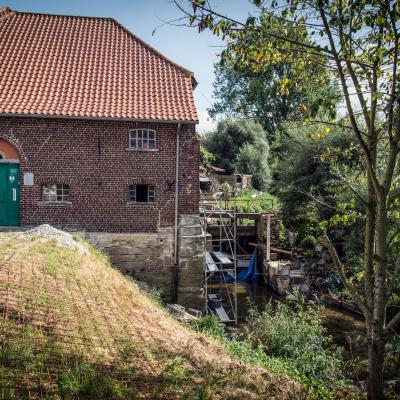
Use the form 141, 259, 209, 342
246, 297, 345, 389
190, 314, 225, 339
301, 234, 317, 250
218, 182, 234, 198
200, 143, 216, 169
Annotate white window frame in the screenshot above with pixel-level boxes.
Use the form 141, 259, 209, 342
129, 129, 156, 150
129, 184, 155, 203
42, 184, 70, 202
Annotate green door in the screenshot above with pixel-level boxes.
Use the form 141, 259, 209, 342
0, 164, 20, 226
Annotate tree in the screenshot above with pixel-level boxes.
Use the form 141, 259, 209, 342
235, 142, 270, 190
175, 1, 400, 399
203, 118, 270, 190
274, 122, 359, 239
209, 59, 338, 142
200, 143, 215, 169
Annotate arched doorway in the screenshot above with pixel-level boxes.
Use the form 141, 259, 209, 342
0, 140, 20, 226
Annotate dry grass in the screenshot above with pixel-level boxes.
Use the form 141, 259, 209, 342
0, 235, 303, 399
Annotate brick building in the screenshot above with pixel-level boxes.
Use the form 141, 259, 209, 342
0, 7, 203, 305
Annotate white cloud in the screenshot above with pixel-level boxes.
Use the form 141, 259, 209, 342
197, 110, 217, 134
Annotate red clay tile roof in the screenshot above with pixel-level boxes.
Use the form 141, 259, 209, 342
0, 7, 198, 122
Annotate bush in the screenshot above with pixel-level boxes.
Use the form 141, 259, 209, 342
200, 144, 215, 169
246, 297, 345, 389
301, 234, 317, 249
191, 303, 360, 400
218, 182, 233, 198
190, 314, 225, 339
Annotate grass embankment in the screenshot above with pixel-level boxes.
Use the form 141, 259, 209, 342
0, 234, 301, 399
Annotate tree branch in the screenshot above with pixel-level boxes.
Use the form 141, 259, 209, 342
294, 186, 337, 210
181, 1, 372, 69
319, 235, 370, 317
318, 4, 381, 196
384, 310, 400, 335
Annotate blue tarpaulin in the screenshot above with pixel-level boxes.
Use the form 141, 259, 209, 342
226, 251, 257, 282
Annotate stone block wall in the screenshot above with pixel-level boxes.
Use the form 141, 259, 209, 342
177, 215, 204, 309
86, 228, 175, 301
86, 218, 206, 309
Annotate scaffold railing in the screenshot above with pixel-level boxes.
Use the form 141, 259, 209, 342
200, 203, 237, 324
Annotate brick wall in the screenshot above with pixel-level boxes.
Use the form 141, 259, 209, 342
0, 116, 200, 232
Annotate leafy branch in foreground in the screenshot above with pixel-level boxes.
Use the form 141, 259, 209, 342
175, 1, 399, 398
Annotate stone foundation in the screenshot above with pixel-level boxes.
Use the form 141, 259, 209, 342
86, 228, 175, 301
177, 215, 204, 309
86, 215, 205, 309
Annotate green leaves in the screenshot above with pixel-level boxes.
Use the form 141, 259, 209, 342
202, 118, 271, 190
246, 300, 345, 388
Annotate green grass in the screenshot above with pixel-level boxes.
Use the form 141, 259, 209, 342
190, 315, 365, 400
219, 190, 280, 212
58, 356, 137, 399
190, 315, 297, 379
0, 235, 305, 400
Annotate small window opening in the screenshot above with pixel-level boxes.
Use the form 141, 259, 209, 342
42, 184, 69, 202
129, 184, 155, 203
129, 129, 156, 150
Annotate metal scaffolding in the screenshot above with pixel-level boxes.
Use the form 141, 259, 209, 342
200, 204, 237, 324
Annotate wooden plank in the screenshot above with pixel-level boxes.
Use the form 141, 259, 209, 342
213, 251, 233, 265
220, 251, 234, 260
208, 294, 230, 322
266, 214, 271, 261
204, 252, 218, 271
270, 246, 293, 256
214, 307, 231, 322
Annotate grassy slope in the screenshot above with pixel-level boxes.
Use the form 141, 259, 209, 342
0, 235, 302, 400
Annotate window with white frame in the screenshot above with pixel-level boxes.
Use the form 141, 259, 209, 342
129, 129, 156, 150
42, 184, 70, 202
129, 184, 155, 203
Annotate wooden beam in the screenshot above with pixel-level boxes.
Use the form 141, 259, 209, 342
266, 214, 271, 261
270, 246, 293, 256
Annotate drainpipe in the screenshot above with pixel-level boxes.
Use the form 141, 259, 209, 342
174, 123, 182, 266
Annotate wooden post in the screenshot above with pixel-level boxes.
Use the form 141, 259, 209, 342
266, 214, 271, 261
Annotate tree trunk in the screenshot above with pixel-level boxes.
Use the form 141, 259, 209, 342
367, 336, 385, 400
366, 193, 388, 400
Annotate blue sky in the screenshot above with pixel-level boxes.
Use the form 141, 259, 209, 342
2, 0, 254, 131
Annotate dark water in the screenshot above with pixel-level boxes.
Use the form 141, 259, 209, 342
234, 280, 366, 362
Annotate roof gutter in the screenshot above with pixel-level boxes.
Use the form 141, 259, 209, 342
0, 113, 199, 125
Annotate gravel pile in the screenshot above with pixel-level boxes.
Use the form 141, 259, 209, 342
23, 224, 88, 254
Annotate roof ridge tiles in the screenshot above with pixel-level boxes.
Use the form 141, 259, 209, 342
0, 6, 14, 21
